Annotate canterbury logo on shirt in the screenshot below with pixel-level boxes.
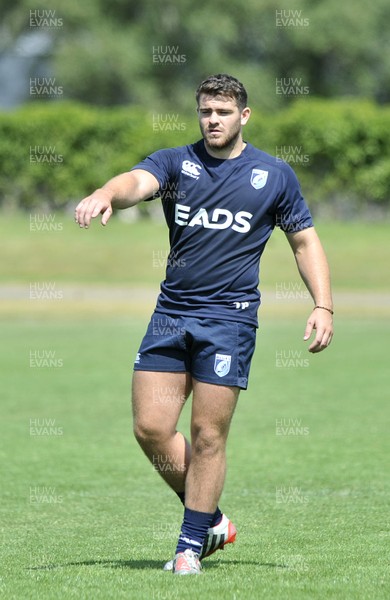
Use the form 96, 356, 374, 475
181, 160, 202, 179
175, 203, 253, 233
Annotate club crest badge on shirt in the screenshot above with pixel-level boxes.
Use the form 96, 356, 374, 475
250, 169, 268, 190
214, 353, 232, 377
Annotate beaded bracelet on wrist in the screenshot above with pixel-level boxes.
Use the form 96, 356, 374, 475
314, 305, 334, 315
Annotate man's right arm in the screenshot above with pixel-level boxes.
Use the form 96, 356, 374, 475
75, 169, 160, 228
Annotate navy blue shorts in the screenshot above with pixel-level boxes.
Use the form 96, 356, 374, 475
134, 312, 257, 389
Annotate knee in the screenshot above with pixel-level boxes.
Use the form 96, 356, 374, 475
133, 418, 170, 447
191, 424, 225, 457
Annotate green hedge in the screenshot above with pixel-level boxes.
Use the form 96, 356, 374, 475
0, 99, 389, 211
248, 99, 390, 209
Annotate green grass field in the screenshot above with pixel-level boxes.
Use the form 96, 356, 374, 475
2, 212, 390, 290
1, 214, 389, 599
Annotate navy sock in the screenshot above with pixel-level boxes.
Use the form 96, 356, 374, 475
176, 492, 222, 527
210, 505, 223, 527
176, 507, 214, 555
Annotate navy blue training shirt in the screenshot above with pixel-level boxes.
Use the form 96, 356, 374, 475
132, 140, 313, 327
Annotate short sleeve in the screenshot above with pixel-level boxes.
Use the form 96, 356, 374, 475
131, 149, 179, 200
274, 162, 313, 233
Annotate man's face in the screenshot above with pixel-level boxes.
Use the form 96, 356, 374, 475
197, 94, 250, 152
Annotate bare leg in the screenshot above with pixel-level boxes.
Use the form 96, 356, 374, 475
132, 370, 192, 492
185, 379, 240, 513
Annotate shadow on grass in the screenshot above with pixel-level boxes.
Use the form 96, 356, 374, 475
27, 558, 287, 571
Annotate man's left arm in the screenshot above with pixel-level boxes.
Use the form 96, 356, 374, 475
285, 226, 334, 353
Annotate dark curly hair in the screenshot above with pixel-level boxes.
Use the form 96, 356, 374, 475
196, 74, 248, 110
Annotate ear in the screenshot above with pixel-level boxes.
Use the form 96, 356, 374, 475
241, 107, 251, 125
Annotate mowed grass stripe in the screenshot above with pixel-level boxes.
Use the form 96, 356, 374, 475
2, 213, 390, 291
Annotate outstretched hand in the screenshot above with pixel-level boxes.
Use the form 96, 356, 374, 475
75, 188, 113, 228
303, 308, 333, 353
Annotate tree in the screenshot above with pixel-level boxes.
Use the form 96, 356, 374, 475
1, 0, 389, 111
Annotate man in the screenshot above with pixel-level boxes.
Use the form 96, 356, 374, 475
75, 74, 333, 575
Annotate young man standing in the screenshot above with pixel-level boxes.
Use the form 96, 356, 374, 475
75, 74, 333, 575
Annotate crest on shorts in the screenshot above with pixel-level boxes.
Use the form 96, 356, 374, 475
250, 169, 268, 190
214, 353, 231, 377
